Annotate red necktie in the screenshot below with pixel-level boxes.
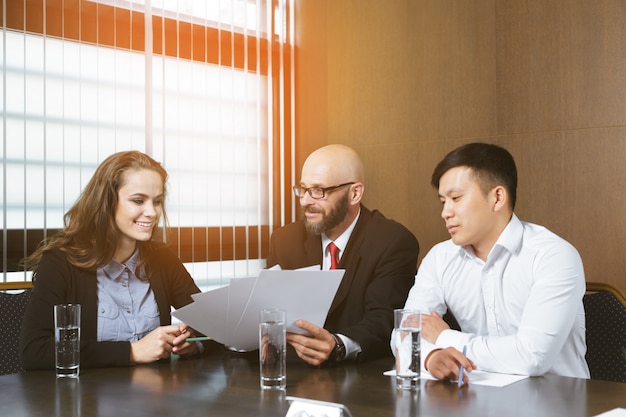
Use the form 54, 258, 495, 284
328, 242, 340, 270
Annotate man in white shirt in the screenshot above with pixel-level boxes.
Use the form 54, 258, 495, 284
397, 142, 589, 383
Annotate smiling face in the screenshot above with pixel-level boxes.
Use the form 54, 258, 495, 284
114, 168, 164, 262
301, 185, 351, 237
438, 166, 509, 261
298, 145, 364, 241
299, 160, 353, 238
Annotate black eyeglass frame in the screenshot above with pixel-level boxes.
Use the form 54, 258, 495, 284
293, 182, 355, 199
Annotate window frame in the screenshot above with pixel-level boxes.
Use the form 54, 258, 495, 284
1, 0, 296, 274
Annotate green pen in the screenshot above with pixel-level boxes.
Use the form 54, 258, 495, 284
185, 336, 212, 343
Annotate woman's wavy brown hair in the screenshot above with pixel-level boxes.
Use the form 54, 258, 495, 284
22, 150, 169, 278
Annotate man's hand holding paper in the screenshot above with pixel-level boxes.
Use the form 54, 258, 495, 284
286, 319, 337, 366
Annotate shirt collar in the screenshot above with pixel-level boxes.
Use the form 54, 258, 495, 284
101, 248, 141, 281
321, 208, 361, 254
458, 213, 523, 261
493, 213, 523, 255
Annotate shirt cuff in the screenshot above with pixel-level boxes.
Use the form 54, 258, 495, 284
436, 329, 470, 351
337, 333, 361, 361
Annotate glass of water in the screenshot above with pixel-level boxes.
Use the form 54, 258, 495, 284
394, 309, 421, 390
54, 304, 81, 378
259, 308, 286, 390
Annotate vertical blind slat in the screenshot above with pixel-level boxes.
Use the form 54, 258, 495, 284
1, 0, 295, 287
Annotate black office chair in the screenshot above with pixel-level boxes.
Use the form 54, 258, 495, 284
0, 281, 34, 375
583, 281, 626, 383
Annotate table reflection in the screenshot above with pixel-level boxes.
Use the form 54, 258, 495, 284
394, 383, 420, 417
1, 350, 620, 417
130, 361, 193, 392
422, 379, 473, 411
54, 377, 82, 417
418, 374, 588, 417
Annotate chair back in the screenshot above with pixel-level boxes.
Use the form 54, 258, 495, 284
583, 282, 626, 383
0, 281, 34, 375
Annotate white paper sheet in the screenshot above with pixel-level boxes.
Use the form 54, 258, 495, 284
172, 269, 345, 351
464, 370, 529, 387
286, 396, 353, 417
384, 369, 529, 387
594, 409, 626, 417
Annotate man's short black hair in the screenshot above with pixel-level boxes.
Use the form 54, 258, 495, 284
431, 142, 518, 210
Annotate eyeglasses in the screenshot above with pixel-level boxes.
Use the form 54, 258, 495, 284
293, 182, 355, 199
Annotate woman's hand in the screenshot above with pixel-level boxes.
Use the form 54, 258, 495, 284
172, 324, 198, 356
130, 324, 197, 364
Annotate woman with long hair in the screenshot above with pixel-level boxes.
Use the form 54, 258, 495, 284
20, 150, 203, 370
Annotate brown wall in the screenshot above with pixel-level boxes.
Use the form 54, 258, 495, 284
294, 0, 626, 292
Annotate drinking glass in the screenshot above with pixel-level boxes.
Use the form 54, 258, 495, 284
394, 309, 421, 390
259, 308, 286, 390
54, 304, 81, 378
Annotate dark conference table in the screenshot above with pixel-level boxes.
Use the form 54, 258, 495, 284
1, 346, 624, 417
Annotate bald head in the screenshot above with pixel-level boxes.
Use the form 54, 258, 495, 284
298, 144, 365, 239
302, 144, 365, 186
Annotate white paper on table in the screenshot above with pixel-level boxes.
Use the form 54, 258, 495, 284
172, 268, 344, 351
286, 396, 353, 417
594, 409, 626, 417
383, 369, 529, 387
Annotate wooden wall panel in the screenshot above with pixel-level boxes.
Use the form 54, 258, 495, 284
561, 133, 625, 286
494, 0, 626, 290
294, 0, 329, 172
294, 0, 626, 292
324, 0, 497, 146
495, 133, 626, 289
496, 0, 626, 133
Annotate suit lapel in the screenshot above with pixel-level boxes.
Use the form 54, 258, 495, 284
303, 233, 323, 267
328, 206, 372, 314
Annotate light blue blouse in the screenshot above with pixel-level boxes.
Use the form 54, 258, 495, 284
96, 250, 160, 342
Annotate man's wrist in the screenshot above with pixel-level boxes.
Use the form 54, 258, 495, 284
424, 348, 442, 371
329, 333, 347, 362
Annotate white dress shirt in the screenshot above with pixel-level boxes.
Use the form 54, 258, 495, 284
399, 214, 589, 378
321, 210, 359, 271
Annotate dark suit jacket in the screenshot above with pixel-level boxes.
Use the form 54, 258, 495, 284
20, 244, 200, 370
266, 205, 419, 362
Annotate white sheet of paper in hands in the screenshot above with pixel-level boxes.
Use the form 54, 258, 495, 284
172, 268, 345, 351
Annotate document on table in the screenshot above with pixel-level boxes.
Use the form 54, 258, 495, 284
463, 370, 529, 387
594, 409, 626, 417
172, 268, 345, 351
383, 369, 529, 387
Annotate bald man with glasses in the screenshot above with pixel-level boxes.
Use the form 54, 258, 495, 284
267, 144, 419, 366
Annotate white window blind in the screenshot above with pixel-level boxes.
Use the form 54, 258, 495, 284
1, 0, 296, 290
